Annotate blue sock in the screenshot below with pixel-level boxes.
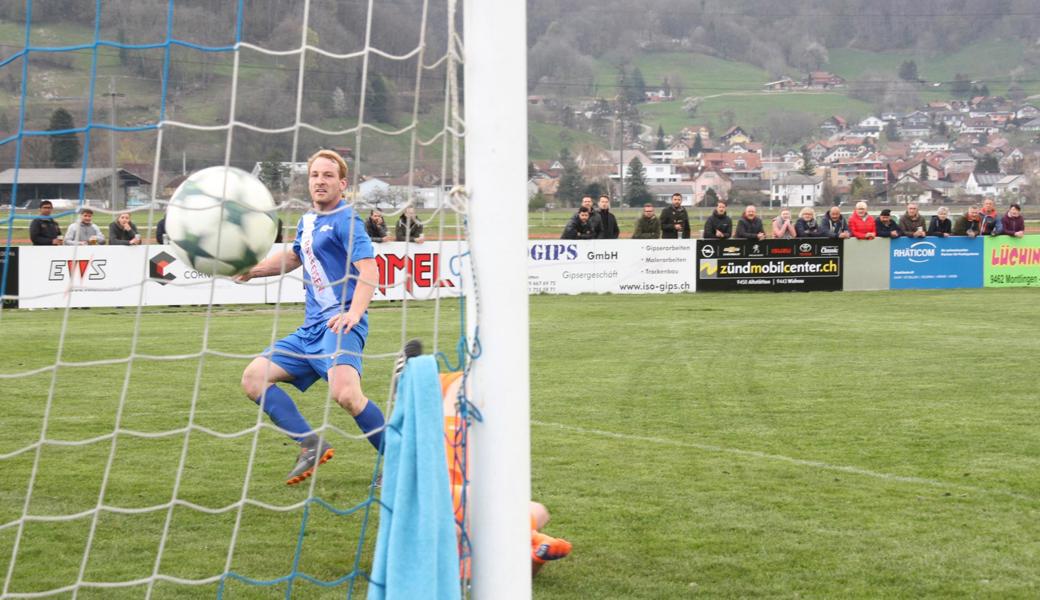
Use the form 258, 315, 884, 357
354, 400, 385, 453
256, 385, 312, 442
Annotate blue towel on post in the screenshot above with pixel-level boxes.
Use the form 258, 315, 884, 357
368, 355, 461, 600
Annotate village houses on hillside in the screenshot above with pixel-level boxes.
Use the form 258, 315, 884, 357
529, 92, 1040, 209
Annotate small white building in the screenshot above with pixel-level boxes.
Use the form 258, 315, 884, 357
771, 174, 823, 207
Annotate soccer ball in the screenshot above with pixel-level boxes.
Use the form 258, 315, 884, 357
166, 166, 278, 276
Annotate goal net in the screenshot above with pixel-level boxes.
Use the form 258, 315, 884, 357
0, 0, 529, 597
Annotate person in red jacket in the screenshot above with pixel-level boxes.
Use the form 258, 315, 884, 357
848, 201, 877, 239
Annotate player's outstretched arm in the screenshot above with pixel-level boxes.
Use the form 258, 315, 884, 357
235, 249, 302, 282
328, 257, 377, 334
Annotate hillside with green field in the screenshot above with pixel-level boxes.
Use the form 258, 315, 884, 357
581, 39, 1038, 148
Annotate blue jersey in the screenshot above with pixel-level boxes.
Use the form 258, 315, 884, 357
293, 201, 375, 328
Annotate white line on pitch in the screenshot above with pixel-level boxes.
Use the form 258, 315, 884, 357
532, 420, 1037, 505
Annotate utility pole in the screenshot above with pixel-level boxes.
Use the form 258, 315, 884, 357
615, 96, 625, 202
102, 77, 125, 209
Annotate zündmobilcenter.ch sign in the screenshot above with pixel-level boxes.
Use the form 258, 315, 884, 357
890, 237, 983, 289
984, 236, 1040, 287
696, 238, 842, 291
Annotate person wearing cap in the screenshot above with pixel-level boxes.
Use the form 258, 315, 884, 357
875, 209, 902, 238
64, 207, 106, 245
29, 200, 63, 245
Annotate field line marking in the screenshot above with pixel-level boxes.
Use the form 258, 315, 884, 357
532, 420, 1037, 505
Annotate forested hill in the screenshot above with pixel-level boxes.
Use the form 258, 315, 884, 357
528, 0, 1040, 95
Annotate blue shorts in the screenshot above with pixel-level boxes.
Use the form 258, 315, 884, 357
266, 321, 366, 392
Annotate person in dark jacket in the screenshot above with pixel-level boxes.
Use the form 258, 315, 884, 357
155, 216, 167, 244
927, 206, 952, 237
795, 207, 821, 237
108, 211, 142, 245
899, 202, 928, 238
29, 200, 62, 245
595, 195, 619, 239
568, 196, 601, 235
702, 200, 732, 239
632, 203, 661, 239
875, 209, 902, 238
1000, 203, 1026, 238
659, 193, 690, 239
561, 207, 595, 239
365, 209, 388, 242
395, 205, 425, 242
952, 205, 981, 237
734, 204, 766, 240
820, 206, 850, 239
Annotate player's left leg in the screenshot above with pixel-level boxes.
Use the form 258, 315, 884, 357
328, 364, 386, 453
321, 324, 386, 453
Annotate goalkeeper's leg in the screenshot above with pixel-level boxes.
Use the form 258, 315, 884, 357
530, 501, 571, 574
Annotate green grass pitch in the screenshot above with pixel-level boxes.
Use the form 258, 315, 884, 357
2, 288, 1039, 598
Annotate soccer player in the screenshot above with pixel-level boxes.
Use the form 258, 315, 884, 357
237, 149, 385, 485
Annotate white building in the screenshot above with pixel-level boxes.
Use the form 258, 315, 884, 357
771, 174, 823, 207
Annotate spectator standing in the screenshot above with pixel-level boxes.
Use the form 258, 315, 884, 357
29, 200, 62, 246
155, 215, 167, 244
735, 205, 766, 240
979, 198, 1000, 235
702, 200, 732, 239
875, 209, 902, 238
820, 206, 850, 239
64, 207, 106, 245
771, 208, 797, 239
108, 211, 142, 245
848, 201, 877, 239
595, 195, 619, 239
927, 206, 953, 237
659, 193, 690, 239
953, 205, 981, 237
631, 203, 661, 239
999, 203, 1026, 238
794, 207, 820, 237
571, 195, 601, 235
561, 207, 595, 240
395, 205, 425, 243
899, 202, 928, 238
365, 209, 388, 242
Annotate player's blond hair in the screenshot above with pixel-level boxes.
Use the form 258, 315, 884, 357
307, 149, 349, 179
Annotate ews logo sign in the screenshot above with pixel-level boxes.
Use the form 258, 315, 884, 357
48, 259, 107, 282
376, 252, 455, 296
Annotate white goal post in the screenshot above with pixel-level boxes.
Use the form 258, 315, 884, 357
463, 0, 532, 598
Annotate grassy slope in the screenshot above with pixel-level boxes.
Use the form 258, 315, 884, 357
827, 38, 1039, 97
595, 40, 1037, 139
528, 122, 606, 161
2, 289, 1040, 598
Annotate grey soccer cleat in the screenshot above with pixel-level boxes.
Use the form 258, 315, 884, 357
286, 436, 334, 486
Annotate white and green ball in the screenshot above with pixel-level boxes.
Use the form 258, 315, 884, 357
166, 166, 277, 276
